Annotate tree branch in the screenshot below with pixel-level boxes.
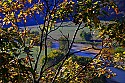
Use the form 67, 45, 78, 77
51, 22, 82, 83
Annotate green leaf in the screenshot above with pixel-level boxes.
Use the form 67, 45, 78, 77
8, 0, 12, 3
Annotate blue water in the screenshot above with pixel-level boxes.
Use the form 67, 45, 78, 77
106, 67, 125, 83
51, 42, 96, 58
52, 42, 125, 83
74, 51, 96, 58
51, 42, 60, 49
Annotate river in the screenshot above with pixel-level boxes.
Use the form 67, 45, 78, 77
51, 42, 125, 83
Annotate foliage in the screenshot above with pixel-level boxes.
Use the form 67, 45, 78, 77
97, 21, 125, 70
80, 30, 92, 41
40, 56, 116, 83
0, 0, 124, 83
47, 41, 53, 47
58, 36, 69, 54
31, 30, 39, 36
115, 47, 124, 53
40, 50, 64, 67
71, 55, 92, 65
0, 27, 34, 82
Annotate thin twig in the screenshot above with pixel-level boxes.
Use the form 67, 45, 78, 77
33, 11, 48, 72
65, 40, 108, 82
37, 3, 52, 82
51, 22, 82, 83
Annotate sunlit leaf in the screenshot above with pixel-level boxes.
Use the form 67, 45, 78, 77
28, 0, 32, 4
8, 0, 12, 3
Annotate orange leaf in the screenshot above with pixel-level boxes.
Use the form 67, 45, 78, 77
28, 0, 32, 3
114, 7, 119, 14
12, 23, 18, 31
0, 8, 2, 13
64, 0, 67, 2
25, 56, 29, 63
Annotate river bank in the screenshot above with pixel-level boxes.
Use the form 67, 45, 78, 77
72, 43, 100, 54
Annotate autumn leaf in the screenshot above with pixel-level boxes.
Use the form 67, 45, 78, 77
30, 40, 34, 45
28, 0, 32, 4
11, 23, 18, 31
0, 1, 2, 6
114, 7, 119, 14
0, 8, 2, 13
64, 0, 67, 2
8, 0, 12, 3
25, 56, 29, 63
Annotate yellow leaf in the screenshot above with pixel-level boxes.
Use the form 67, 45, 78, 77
33, 4, 37, 10
8, 0, 12, 3
11, 12, 15, 17
30, 40, 33, 45
123, 51, 125, 55
94, 1, 98, 5
11, 23, 18, 31
91, 65, 95, 69
87, 0, 91, 3
2, 2, 7, 6
106, 75, 111, 78
0, 1, 2, 6
24, 19, 27, 23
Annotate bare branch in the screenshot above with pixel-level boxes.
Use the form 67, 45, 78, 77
51, 22, 82, 83
33, 11, 48, 72
65, 40, 110, 82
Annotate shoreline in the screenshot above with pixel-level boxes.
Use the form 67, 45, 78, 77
72, 43, 100, 54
